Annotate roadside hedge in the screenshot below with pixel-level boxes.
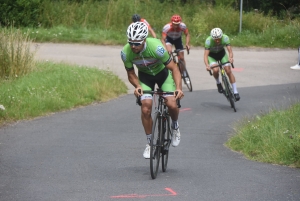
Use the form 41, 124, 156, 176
0, 0, 42, 27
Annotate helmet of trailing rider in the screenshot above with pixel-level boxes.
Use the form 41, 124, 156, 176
127, 22, 148, 41
171, 14, 182, 24
210, 28, 223, 39
132, 14, 141, 22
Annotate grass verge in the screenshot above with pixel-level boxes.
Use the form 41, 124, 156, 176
225, 103, 300, 167
0, 61, 128, 126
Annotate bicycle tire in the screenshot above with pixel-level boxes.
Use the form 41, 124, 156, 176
226, 78, 236, 112
161, 115, 171, 172
178, 60, 193, 92
150, 112, 161, 179
228, 84, 236, 112
229, 94, 236, 112
222, 75, 236, 112
221, 75, 229, 98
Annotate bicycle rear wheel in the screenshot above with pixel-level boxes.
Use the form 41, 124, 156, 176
161, 115, 171, 172
178, 60, 193, 92
222, 75, 236, 112
150, 112, 161, 179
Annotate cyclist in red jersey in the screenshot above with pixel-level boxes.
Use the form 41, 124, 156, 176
161, 14, 190, 83
132, 14, 157, 38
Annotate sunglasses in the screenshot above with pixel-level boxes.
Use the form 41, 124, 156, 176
128, 40, 144, 46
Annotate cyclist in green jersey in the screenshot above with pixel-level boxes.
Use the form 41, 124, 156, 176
120, 22, 184, 159
204, 28, 240, 101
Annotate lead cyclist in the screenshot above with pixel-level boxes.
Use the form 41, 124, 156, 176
203, 27, 240, 101
120, 22, 184, 159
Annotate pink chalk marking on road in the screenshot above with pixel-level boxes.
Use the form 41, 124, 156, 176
110, 187, 177, 199
180, 108, 191, 112
232, 68, 244, 72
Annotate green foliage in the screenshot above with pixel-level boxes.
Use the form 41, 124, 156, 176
239, 0, 300, 19
215, 0, 235, 7
0, 0, 42, 27
13, 0, 298, 48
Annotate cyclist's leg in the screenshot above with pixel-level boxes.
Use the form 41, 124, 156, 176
159, 69, 178, 124
165, 36, 174, 54
174, 38, 187, 74
221, 55, 240, 100
208, 54, 224, 93
221, 54, 236, 84
221, 54, 238, 91
160, 70, 181, 146
208, 56, 220, 80
138, 72, 155, 136
156, 68, 179, 129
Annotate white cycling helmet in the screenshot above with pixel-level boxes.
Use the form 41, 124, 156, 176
127, 22, 148, 41
210, 28, 223, 39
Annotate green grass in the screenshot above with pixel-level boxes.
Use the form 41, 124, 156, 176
226, 103, 300, 167
0, 61, 127, 125
25, 0, 299, 48
28, 26, 125, 45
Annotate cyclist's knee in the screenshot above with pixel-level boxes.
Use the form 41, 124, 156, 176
179, 52, 185, 59
141, 107, 151, 117
166, 99, 178, 111
212, 67, 219, 73
141, 102, 152, 114
225, 69, 233, 75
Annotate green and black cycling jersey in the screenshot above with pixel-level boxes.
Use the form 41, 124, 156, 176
204, 34, 230, 53
121, 38, 172, 76
205, 35, 231, 62
120, 38, 176, 91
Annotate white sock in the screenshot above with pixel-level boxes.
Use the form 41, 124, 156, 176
146, 134, 152, 144
172, 121, 179, 130
215, 78, 221, 84
232, 83, 238, 94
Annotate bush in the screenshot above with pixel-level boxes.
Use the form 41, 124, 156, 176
0, 0, 42, 27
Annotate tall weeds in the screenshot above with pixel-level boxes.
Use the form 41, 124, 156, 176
0, 27, 36, 79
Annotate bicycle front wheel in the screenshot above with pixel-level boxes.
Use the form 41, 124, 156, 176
162, 115, 171, 172
178, 60, 192, 92
222, 75, 236, 112
150, 112, 161, 179
229, 94, 236, 112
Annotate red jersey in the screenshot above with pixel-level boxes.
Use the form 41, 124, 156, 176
162, 22, 188, 40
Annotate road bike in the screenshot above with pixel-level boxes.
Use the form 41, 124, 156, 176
210, 61, 237, 112
170, 48, 192, 92
136, 89, 181, 179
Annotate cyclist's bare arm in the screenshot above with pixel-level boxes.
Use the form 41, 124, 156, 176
204, 49, 210, 71
185, 31, 191, 50
161, 34, 168, 50
127, 69, 142, 96
226, 45, 234, 63
165, 61, 183, 99
149, 27, 157, 38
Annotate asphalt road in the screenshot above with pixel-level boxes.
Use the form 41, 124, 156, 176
0, 43, 299, 201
